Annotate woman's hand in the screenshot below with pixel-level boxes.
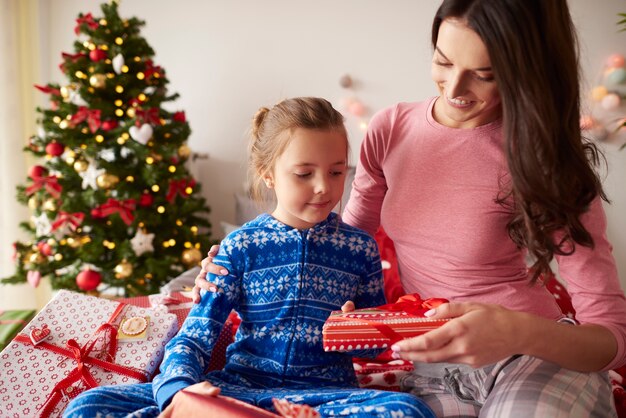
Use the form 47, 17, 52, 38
191, 245, 229, 303
390, 302, 528, 368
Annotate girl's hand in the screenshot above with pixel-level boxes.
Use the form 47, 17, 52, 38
390, 302, 528, 368
341, 300, 355, 312
191, 245, 229, 303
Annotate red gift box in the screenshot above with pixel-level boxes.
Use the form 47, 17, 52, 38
322, 294, 449, 352
161, 384, 320, 418
0, 290, 178, 418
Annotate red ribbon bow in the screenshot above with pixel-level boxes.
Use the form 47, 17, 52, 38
166, 178, 196, 202
135, 107, 160, 126
74, 13, 99, 35
378, 294, 448, 317
343, 293, 449, 346
51, 211, 85, 232
92, 198, 136, 225
61, 52, 87, 62
15, 303, 148, 418
71, 107, 102, 133
26, 175, 62, 199
34, 84, 61, 96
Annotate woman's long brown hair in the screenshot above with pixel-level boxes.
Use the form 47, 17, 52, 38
432, 0, 608, 284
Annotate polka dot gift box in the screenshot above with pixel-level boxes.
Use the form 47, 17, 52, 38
0, 290, 178, 418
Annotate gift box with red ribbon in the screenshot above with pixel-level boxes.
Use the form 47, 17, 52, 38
0, 290, 178, 418
118, 291, 194, 328
322, 294, 449, 352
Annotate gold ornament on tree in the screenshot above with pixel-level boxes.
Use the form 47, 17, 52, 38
181, 248, 202, 266
178, 144, 191, 159
60, 84, 77, 101
42, 199, 57, 212
114, 260, 133, 279
96, 173, 120, 189
89, 73, 107, 88
28, 196, 40, 210
74, 160, 89, 172
29, 252, 45, 265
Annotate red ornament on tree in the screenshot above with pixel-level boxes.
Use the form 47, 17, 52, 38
139, 193, 154, 207
45, 142, 65, 157
101, 119, 119, 131
89, 48, 107, 62
172, 111, 186, 123
76, 269, 102, 291
29, 165, 48, 179
37, 241, 53, 256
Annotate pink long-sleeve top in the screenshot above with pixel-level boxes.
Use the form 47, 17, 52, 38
343, 97, 626, 370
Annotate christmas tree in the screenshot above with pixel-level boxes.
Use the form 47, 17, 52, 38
2, 1, 212, 296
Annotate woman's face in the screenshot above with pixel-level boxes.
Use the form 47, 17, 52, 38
431, 18, 502, 129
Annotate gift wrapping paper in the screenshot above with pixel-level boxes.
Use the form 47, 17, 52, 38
322, 294, 449, 352
118, 292, 193, 328
0, 290, 178, 418
0, 310, 36, 352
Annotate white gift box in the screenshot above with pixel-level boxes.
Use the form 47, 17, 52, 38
0, 289, 178, 418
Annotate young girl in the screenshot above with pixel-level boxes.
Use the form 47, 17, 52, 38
63, 97, 435, 418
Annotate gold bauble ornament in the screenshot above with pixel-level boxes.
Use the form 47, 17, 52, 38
60, 84, 76, 101
73, 160, 89, 172
178, 144, 191, 159
114, 260, 133, 279
96, 173, 120, 189
126, 107, 136, 118
42, 199, 57, 212
22, 250, 33, 263
60, 86, 70, 99
66, 237, 81, 248
29, 252, 44, 264
89, 73, 107, 88
181, 248, 202, 266
28, 196, 40, 210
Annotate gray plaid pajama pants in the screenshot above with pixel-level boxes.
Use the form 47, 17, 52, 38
401, 355, 616, 418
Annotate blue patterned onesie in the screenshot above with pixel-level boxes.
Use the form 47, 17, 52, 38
63, 213, 434, 418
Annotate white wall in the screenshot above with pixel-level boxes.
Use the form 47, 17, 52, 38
36, 0, 626, 288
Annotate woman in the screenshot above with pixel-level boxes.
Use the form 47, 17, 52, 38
196, 1, 626, 416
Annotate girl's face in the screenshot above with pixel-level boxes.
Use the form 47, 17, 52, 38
431, 18, 502, 129
266, 128, 347, 230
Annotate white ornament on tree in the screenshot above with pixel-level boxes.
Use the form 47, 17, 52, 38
112, 53, 125, 74
99, 149, 117, 162
70, 91, 88, 107
130, 229, 155, 256
80, 162, 106, 190
33, 213, 52, 236
129, 124, 153, 145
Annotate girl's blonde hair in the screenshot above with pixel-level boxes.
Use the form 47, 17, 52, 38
248, 97, 348, 203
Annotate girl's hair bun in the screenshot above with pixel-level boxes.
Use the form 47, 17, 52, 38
251, 107, 270, 140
